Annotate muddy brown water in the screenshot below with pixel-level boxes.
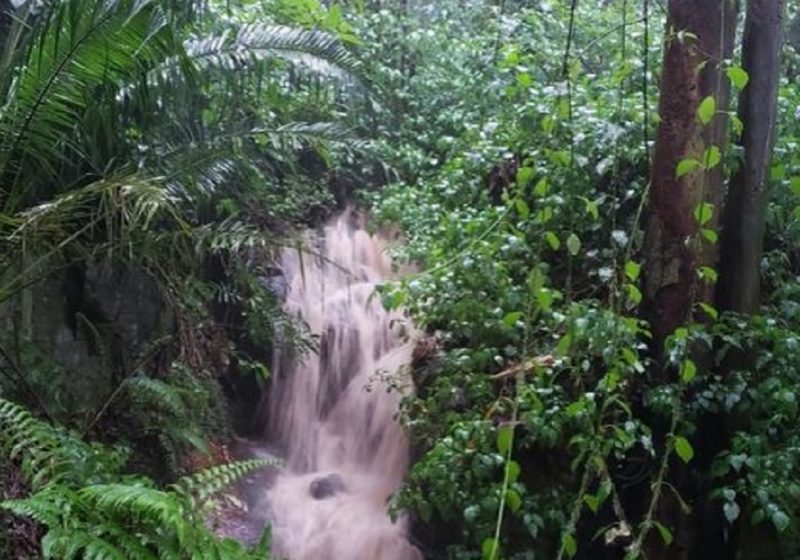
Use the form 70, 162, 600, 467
255, 209, 422, 560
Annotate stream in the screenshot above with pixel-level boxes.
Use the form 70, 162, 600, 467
257, 209, 422, 560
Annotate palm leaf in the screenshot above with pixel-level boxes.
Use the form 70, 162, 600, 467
142, 122, 360, 202
185, 24, 360, 83
0, 0, 174, 209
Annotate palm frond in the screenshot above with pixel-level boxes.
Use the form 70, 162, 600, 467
0, 0, 174, 206
141, 122, 360, 203
193, 218, 278, 254
185, 24, 360, 83
254, 121, 363, 151
0, 175, 181, 304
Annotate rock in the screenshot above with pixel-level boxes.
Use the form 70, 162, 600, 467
309, 474, 346, 499
257, 270, 288, 300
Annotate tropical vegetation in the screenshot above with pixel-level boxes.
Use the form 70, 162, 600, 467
3, 0, 800, 559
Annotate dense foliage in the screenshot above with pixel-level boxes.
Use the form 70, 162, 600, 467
3, 0, 800, 559
365, 1, 800, 559
0, 0, 357, 556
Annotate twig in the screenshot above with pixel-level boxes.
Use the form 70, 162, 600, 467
489, 355, 556, 381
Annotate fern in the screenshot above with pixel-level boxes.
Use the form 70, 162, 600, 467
174, 458, 281, 508
0, 398, 125, 488
123, 377, 187, 418
1, 398, 276, 559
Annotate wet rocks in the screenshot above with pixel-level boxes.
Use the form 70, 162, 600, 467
309, 473, 346, 499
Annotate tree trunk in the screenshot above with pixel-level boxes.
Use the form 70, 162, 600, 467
719, 0, 785, 314
643, 0, 738, 345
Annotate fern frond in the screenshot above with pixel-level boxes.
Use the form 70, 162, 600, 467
123, 377, 186, 418
41, 527, 128, 560
0, 397, 125, 487
1, 495, 64, 527
173, 458, 281, 507
78, 484, 185, 531
0, 398, 62, 485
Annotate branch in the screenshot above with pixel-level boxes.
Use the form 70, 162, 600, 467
490, 355, 555, 381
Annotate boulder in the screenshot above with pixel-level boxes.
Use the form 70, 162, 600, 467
309, 473, 346, 500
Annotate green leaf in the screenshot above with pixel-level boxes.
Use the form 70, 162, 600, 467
544, 231, 561, 251
566, 399, 586, 417
680, 359, 697, 383
516, 166, 535, 187
505, 489, 522, 513
626, 284, 643, 305
504, 50, 520, 65
723, 501, 741, 523
726, 66, 750, 90
562, 533, 578, 558
542, 115, 555, 134
567, 233, 581, 256
584, 199, 599, 220
703, 145, 721, 170
731, 115, 744, 137
693, 203, 714, 226
654, 521, 674, 546
772, 164, 787, 181
625, 261, 641, 282
676, 158, 702, 178
556, 333, 573, 356
771, 510, 790, 533
701, 228, 719, 243
515, 198, 530, 219
674, 436, 695, 463
506, 460, 521, 484
697, 266, 718, 284
482, 538, 500, 560
697, 96, 716, 125
516, 72, 533, 88
388, 290, 407, 309
418, 501, 433, 522
533, 178, 549, 197
697, 302, 719, 321
536, 288, 555, 311
790, 177, 800, 195
503, 311, 523, 327
497, 426, 514, 456
583, 493, 601, 513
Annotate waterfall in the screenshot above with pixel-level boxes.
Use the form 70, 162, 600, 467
261, 209, 422, 560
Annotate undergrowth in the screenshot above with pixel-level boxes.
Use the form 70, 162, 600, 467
0, 397, 278, 559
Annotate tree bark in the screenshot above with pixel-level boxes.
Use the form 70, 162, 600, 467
718, 0, 785, 314
643, 0, 738, 344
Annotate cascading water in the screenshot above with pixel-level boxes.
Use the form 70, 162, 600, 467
261, 209, 422, 560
